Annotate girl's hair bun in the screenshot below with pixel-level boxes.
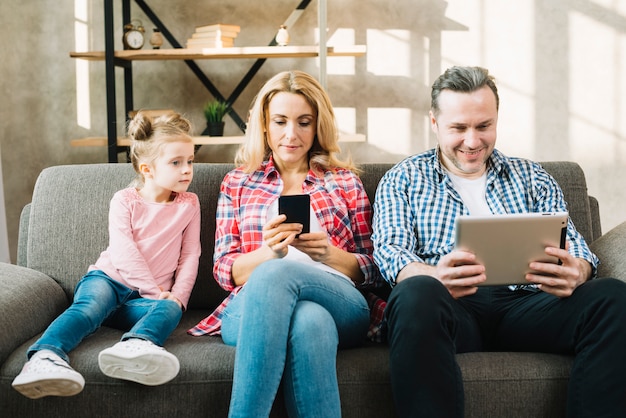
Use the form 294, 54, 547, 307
128, 112, 154, 142
128, 111, 192, 142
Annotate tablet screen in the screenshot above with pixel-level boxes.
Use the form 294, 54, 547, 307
454, 212, 568, 286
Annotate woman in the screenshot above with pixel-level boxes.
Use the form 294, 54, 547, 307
189, 70, 381, 417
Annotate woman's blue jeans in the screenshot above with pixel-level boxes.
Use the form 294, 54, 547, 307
221, 259, 370, 418
28, 270, 182, 363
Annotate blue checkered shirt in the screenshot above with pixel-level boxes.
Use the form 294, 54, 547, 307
372, 148, 599, 286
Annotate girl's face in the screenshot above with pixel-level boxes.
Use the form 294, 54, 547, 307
266, 92, 316, 172
141, 140, 195, 202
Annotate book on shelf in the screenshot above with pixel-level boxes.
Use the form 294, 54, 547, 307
195, 23, 241, 33
189, 34, 236, 43
191, 30, 239, 39
186, 38, 235, 48
187, 23, 240, 49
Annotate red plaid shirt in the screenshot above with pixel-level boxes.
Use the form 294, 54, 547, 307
188, 159, 386, 340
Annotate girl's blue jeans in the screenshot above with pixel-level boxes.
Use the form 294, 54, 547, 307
28, 270, 182, 363
221, 259, 370, 418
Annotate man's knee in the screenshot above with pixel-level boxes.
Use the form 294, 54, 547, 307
385, 275, 449, 333
583, 277, 626, 316
387, 275, 447, 314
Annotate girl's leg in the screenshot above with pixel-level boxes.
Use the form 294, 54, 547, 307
98, 297, 183, 386
105, 296, 183, 346
13, 271, 130, 399
28, 270, 132, 362
223, 259, 369, 418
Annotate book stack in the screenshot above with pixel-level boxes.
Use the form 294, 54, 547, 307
186, 23, 241, 49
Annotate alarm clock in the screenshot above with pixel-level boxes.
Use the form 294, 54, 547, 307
123, 21, 145, 50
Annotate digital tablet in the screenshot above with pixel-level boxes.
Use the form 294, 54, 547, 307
454, 212, 568, 286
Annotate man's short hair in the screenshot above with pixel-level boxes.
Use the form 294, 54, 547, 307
431, 66, 499, 115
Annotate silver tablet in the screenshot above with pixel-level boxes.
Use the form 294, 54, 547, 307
454, 212, 568, 286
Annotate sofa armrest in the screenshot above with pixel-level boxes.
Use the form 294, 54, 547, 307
590, 221, 626, 281
588, 196, 602, 241
0, 262, 68, 364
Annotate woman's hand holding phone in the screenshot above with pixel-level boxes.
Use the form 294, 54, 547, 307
262, 214, 303, 257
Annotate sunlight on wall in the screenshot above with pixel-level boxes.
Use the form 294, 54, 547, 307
318, 28, 357, 75
441, 1, 536, 159
368, 108, 412, 155
590, 0, 626, 14
569, 10, 625, 165
493, 90, 535, 159
314, 28, 359, 135
75, 0, 91, 129
334, 107, 356, 135
422, 114, 436, 151
366, 29, 411, 77
365, 29, 412, 154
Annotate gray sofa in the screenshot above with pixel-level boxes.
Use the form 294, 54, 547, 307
1, 161, 625, 418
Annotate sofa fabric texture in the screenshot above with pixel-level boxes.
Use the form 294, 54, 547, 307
1, 162, 625, 418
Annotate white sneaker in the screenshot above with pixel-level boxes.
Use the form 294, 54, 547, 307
12, 350, 85, 399
98, 338, 179, 386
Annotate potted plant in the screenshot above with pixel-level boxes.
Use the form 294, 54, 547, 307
203, 99, 230, 136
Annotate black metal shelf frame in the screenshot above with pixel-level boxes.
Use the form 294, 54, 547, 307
102, 0, 315, 162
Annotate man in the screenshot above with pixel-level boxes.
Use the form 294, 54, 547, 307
372, 66, 626, 417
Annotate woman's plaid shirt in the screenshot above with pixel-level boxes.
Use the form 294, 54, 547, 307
189, 158, 385, 339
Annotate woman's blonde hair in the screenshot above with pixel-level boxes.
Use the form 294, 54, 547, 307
127, 110, 194, 186
235, 70, 356, 173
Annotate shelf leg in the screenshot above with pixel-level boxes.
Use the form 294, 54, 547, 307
104, 0, 118, 163
318, 0, 327, 88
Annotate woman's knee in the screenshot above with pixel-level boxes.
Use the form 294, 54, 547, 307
246, 259, 306, 300
248, 259, 292, 286
289, 301, 338, 349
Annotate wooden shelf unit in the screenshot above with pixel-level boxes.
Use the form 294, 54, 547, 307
71, 0, 366, 162
70, 133, 366, 148
70, 45, 366, 61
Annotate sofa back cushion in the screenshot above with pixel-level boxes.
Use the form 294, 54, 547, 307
539, 161, 595, 243
23, 161, 595, 311
25, 163, 236, 310
26, 164, 135, 296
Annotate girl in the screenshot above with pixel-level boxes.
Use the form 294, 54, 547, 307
12, 111, 201, 399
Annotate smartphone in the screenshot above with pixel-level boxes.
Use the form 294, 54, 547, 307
278, 194, 310, 236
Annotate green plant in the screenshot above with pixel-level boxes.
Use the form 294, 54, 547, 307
203, 100, 230, 123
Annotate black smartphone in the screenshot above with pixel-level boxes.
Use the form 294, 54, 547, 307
278, 194, 310, 236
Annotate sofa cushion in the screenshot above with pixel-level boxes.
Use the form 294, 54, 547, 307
23, 162, 598, 311
26, 164, 135, 296
25, 164, 236, 310
539, 161, 594, 243
1, 310, 571, 418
